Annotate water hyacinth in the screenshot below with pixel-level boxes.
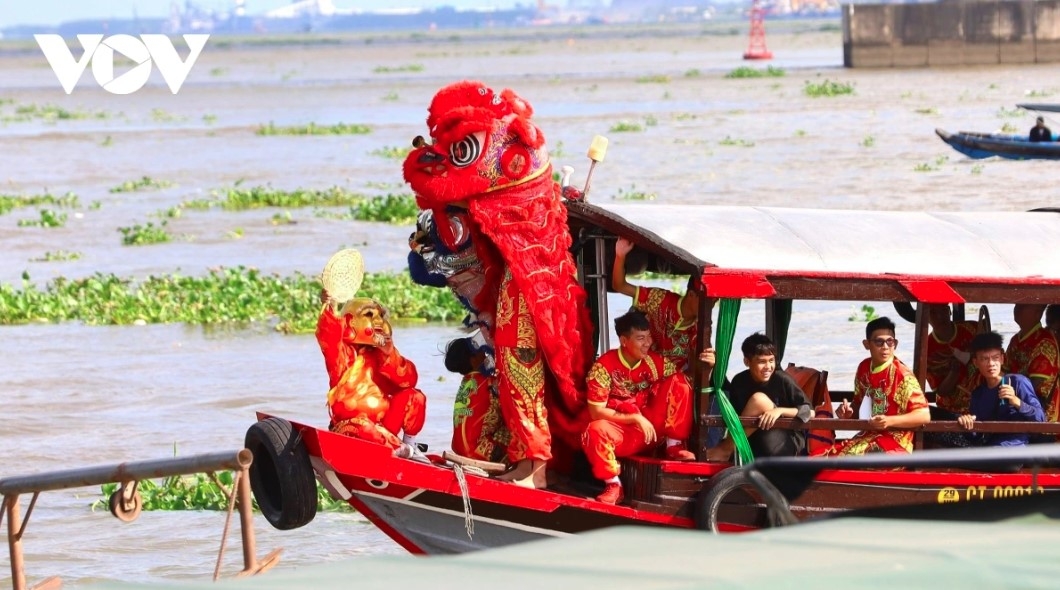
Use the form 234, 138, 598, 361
92, 472, 351, 512
0, 267, 466, 329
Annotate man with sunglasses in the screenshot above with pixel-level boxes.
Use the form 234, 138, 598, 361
823, 317, 930, 455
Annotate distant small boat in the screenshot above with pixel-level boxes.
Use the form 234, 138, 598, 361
935, 128, 1060, 160
1016, 103, 1060, 113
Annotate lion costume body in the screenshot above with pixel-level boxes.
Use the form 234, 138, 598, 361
403, 81, 593, 466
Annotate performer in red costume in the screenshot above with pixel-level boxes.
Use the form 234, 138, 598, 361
316, 294, 427, 456
583, 310, 695, 505
403, 80, 594, 488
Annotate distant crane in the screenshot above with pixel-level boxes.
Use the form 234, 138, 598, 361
743, 0, 773, 60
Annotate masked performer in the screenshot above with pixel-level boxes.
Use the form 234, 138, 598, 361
408, 208, 496, 376
403, 81, 593, 488
316, 250, 427, 457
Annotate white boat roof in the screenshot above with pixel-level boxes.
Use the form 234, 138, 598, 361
567, 202, 1060, 302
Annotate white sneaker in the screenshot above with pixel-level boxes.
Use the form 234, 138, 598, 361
393, 443, 431, 463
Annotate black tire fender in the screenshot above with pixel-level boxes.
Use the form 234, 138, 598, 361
693, 467, 755, 533
245, 417, 317, 530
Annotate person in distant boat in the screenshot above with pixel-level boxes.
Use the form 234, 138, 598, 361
583, 310, 695, 505
924, 303, 980, 416
1029, 116, 1053, 142
949, 331, 1045, 449
446, 335, 510, 463
1004, 304, 1060, 422
612, 237, 715, 373
822, 317, 930, 455
704, 333, 812, 462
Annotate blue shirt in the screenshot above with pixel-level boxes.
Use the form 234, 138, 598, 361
968, 373, 1046, 446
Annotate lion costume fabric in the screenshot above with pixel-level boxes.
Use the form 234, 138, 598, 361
403, 80, 593, 465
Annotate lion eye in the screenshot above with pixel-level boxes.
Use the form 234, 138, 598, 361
449, 132, 485, 167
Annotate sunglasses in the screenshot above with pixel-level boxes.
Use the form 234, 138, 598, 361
870, 338, 898, 348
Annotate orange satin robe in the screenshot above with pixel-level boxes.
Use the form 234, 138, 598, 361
316, 306, 426, 449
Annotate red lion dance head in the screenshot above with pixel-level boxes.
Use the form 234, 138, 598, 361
402, 80, 551, 209
402, 81, 592, 432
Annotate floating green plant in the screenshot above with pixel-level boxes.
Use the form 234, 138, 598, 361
371, 145, 413, 160
315, 194, 419, 225
201, 186, 365, 210
609, 121, 644, 133
718, 136, 755, 147
118, 221, 172, 246
725, 65, 785, 79
151, 108, 184, 122
0, 102, 109, 123
373, 64, 425, 74
17, 209, 67, 228
803, 80, 854, 97
348, 193, 418, 224
861, 135, 875, 147
848, 304, 880, 322
110, 176, 174, 193
270, 211, 296, 226
91, 471, 351, 512
0, 192, 79, 216
256, 122, 372, 136
635, 74, 670, 84
613, 185, 656, 201
31, 250, 82, 262
0, 267, 466, 328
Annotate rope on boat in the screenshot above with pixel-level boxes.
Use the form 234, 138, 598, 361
452, 464, 475, 539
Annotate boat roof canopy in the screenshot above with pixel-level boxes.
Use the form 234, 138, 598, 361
567, 202, 1060, 303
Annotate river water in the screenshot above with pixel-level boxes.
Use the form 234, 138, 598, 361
0, 22, 1043, 586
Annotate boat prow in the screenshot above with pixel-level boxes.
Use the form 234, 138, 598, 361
935, 126, 1060, 160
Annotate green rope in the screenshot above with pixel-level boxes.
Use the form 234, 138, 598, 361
711, 298, 754, 465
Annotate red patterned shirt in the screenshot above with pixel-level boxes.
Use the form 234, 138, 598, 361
925, 320, 979, 414
633, 286, 697, 372
830, 357, 929, 455
1005, 324, 1060, 421
925, 320, 977, 390
586, 348, 676, 410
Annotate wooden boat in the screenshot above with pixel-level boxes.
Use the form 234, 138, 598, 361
935, 127, 1060, 160
188, 450, 1060, 588
246, 201, 1060, 553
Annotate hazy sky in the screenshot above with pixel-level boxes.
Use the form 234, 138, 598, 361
3, 1, 526, 27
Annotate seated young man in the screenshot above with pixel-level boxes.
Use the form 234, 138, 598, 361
824, 316, 930, 455
954, 331, 1045, 447
706, 333, 812, 462
582, 310, 695, 505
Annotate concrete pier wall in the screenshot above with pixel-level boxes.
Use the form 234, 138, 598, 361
844, 0, 1060, 67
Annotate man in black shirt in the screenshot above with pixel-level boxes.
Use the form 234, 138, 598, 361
706, 333, 813, 461
1029, 116, 1052, 142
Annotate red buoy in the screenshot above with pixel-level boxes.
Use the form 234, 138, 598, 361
743, 0, 773, 60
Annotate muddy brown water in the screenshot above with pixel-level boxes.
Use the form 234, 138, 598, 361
0, 25, 1042, 586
